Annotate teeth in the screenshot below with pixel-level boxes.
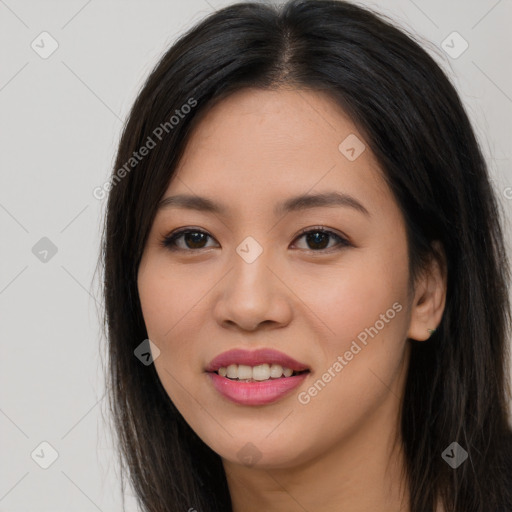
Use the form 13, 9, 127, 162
216, 363, 300, 381
270, 364, 284, 378
238, 364, 253, 380
226, 364, 238, 379
253, 363, 270, 381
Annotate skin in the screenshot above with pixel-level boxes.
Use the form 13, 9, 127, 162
137, 87, 447, 512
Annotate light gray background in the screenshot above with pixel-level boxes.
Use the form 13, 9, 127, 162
1, 0, 511, 510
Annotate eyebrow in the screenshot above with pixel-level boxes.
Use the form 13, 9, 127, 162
157, 191, 370, 217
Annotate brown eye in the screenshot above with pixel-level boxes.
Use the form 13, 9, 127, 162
160, 226, 351, 253
293, 228, 351, 252
161, 229, 217, 251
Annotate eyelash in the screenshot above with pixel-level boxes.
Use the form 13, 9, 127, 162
160, 226, 351, 253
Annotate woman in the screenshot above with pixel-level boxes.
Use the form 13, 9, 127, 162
99, 1, 512, 510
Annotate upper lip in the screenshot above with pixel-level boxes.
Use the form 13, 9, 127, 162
205, 348, 310, 373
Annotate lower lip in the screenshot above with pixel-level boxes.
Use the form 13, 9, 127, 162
206, 372, 309, 406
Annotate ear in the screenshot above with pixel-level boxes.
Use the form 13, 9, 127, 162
407, 240, 447, 341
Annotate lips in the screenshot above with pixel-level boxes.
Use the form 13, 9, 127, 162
205, 348, 310, 373
207, 371, 309, 405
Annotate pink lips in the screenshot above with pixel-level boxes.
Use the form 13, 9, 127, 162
205, 348, 310, 406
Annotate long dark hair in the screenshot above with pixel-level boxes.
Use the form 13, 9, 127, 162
98, 1, 512, 510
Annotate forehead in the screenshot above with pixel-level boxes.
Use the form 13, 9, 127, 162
162, 87, 392, 219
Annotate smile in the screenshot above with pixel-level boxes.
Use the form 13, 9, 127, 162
205, 348, 311, 405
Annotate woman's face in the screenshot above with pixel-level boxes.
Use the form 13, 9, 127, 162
137, 87, 420, 468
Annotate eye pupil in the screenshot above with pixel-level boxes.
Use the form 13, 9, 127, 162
306, 232, 329, 250
185, 232, 207, 248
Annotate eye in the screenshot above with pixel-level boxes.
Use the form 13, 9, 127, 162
160, 226, 351, 253
160, 228, 218, 251
292, 226, 351, 252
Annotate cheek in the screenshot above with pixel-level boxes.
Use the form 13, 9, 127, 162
304, 247, 409, 351
138, 258, 206, 340
137, 260, 205, 388
295, 283, 409, 452
299, 241, 410, 406
138, 261, 209, 415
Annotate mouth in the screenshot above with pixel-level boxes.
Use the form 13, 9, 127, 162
204, 348, 311, 405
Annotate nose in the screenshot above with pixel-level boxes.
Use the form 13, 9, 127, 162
213, 247, 293, 332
